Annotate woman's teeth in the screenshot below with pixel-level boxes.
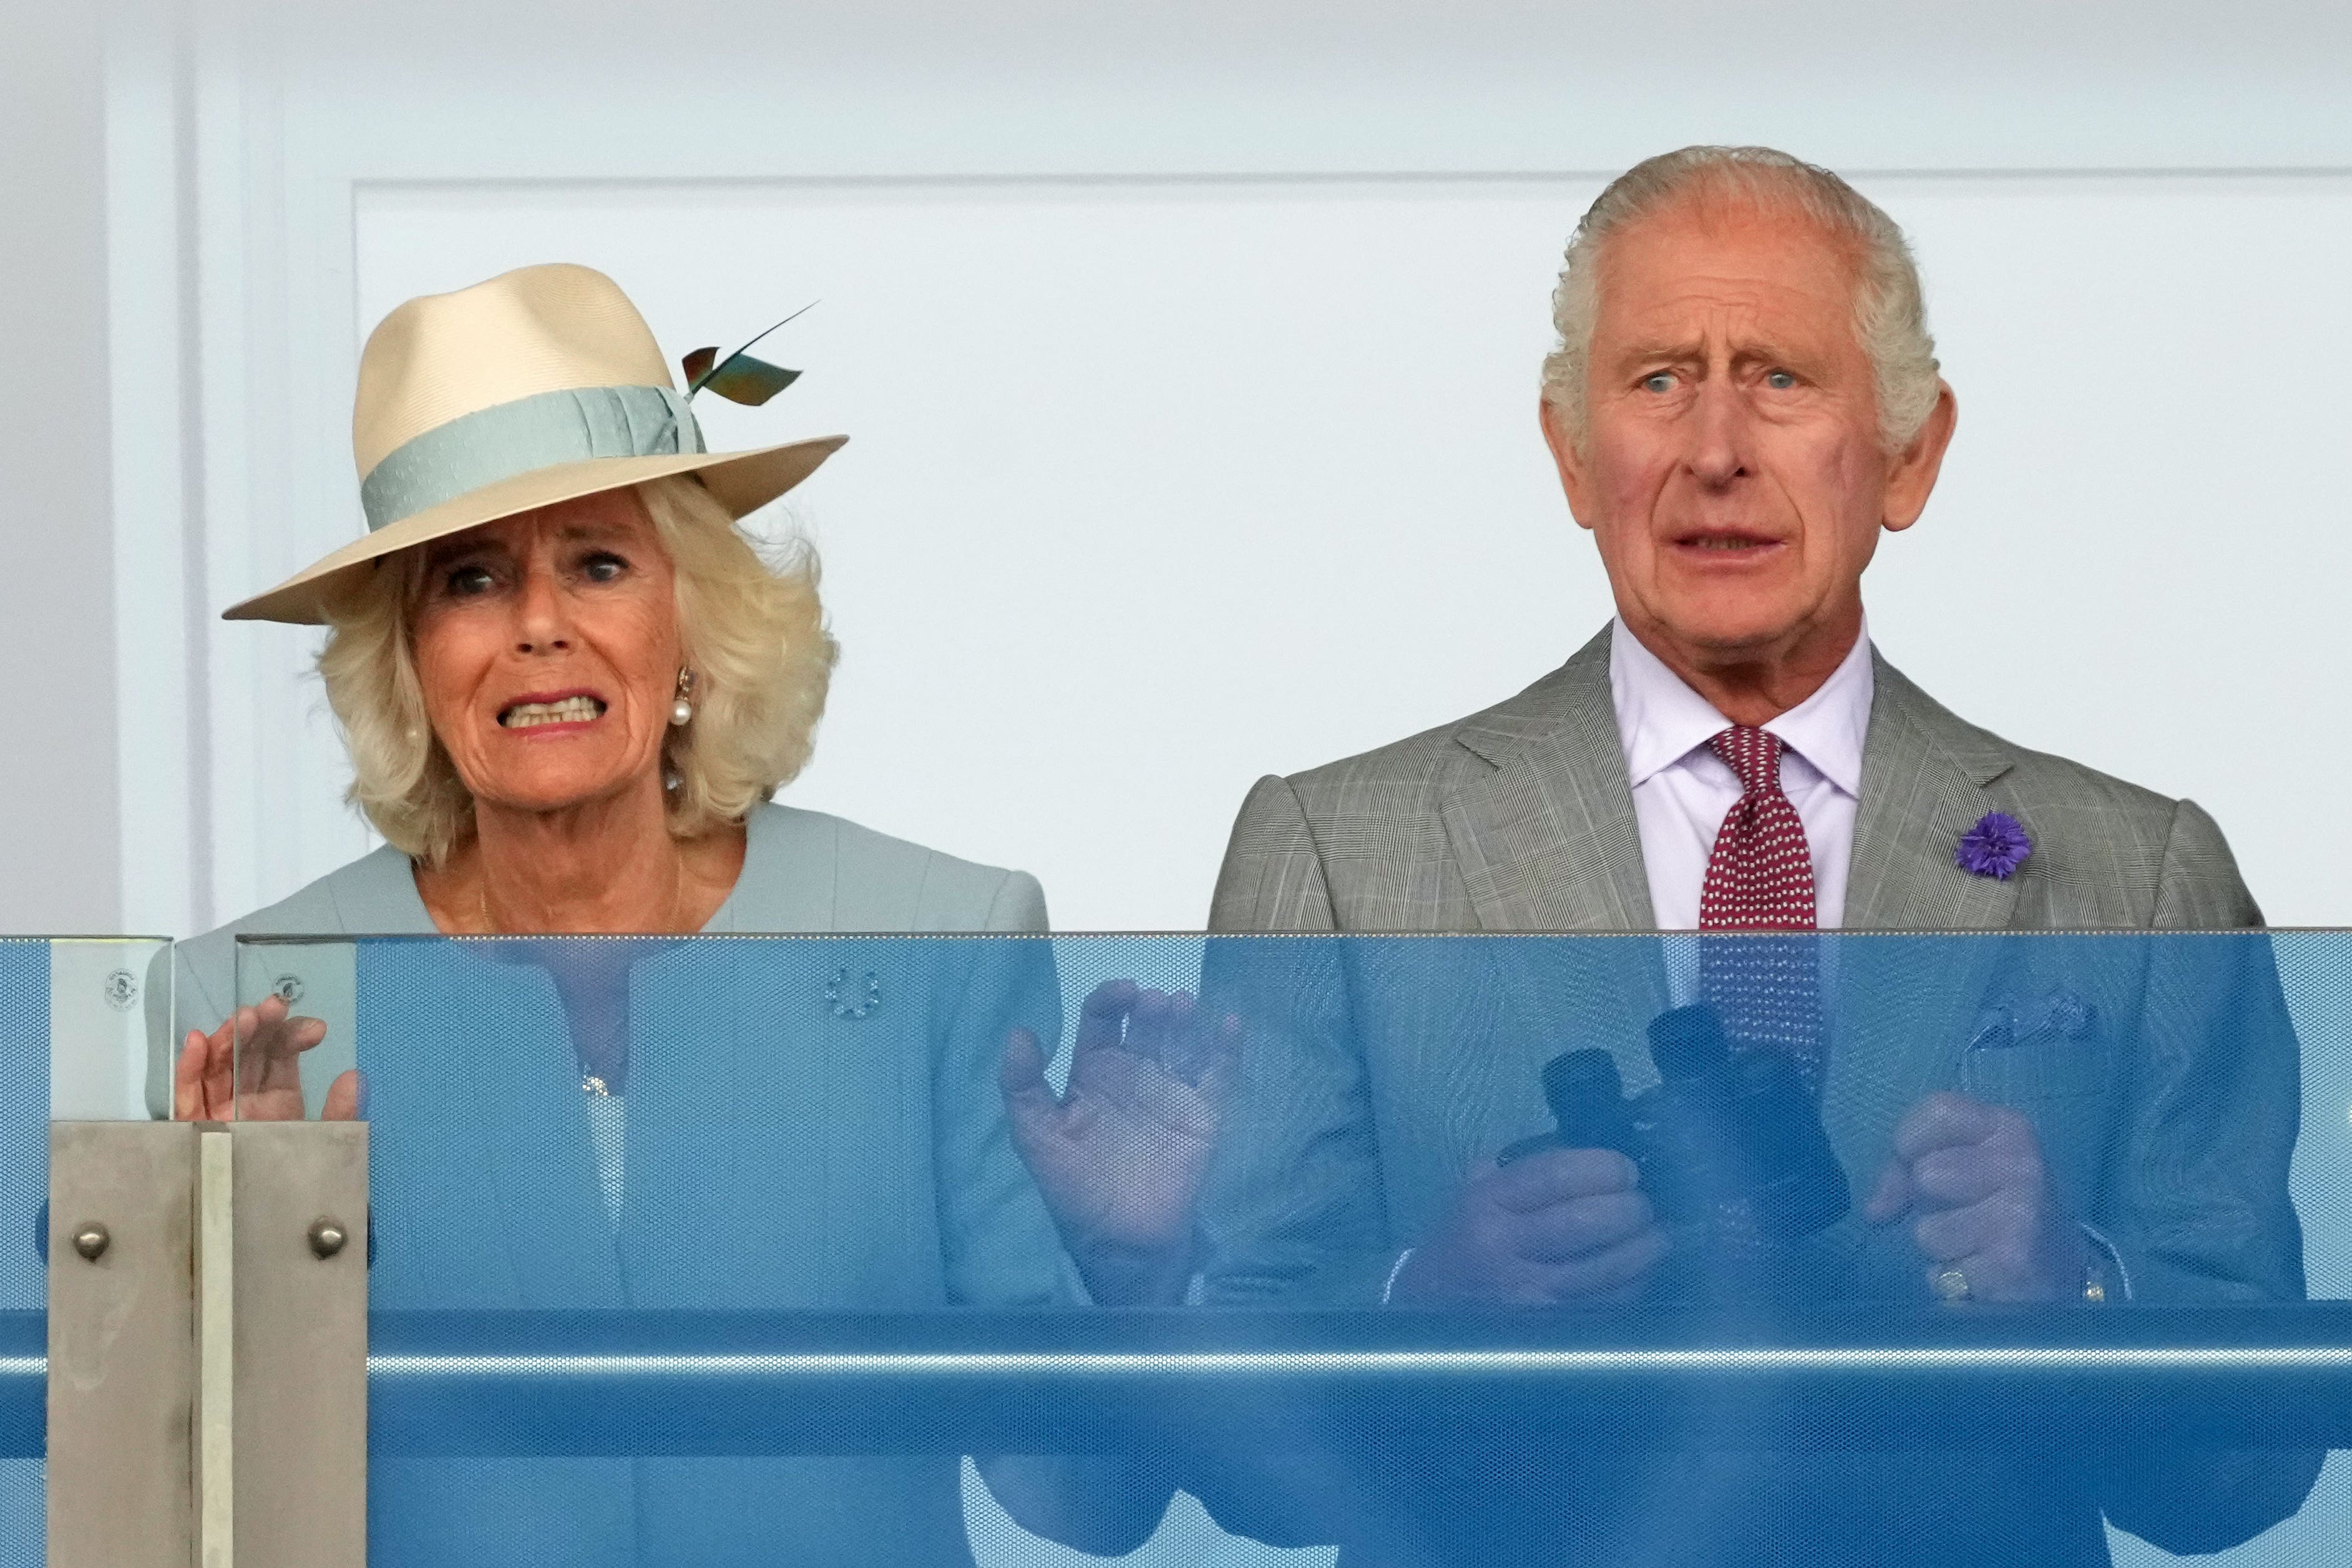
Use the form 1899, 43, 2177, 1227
501, 696, 605, 728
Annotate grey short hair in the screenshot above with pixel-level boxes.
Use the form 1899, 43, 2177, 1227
1539, 145, 1941, 451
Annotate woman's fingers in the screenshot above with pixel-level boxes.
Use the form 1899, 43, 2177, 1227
246, 1012, 328, 1096
1199, 1014, 1242, 1105
177, 998, 335, 1122
1164, 1005, 1241, 1092
1120, 990, 1176, 1066
1000, 1027, 1060, 1124
217, 1005, 256, 1096
174, 1030, 210, 1121
237, 996, 285, 1088
1070, 1041, 1219, 1142
175, 1009, 251, 1121
322, 1069, 363, 1122
207, 1015, 242, 1111
1071, 981, 1139, 1058
1068, 982, 1231, 1081
1153, 991, 1198, 1072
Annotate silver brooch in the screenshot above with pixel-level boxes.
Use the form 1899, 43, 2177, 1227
824, 967, 881, 1020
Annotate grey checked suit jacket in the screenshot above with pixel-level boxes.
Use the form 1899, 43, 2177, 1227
1211, 625, 2261, 937
1197, 625, 2312, 1567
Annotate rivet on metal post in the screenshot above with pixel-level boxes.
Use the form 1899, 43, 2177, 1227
307, 1219, 349, 1260
71, 1222, 110, 1262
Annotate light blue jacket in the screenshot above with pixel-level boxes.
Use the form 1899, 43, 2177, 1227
167, 804, 1067, 1568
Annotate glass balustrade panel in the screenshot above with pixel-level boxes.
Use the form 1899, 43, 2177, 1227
225, 931, 2351, 1568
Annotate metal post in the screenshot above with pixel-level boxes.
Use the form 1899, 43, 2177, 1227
47, 1121, 369, 1568
47, 1121, 198, 1568
228, 1122, 366, 1568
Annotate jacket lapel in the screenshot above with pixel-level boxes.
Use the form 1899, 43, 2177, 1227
1845, 655, 2023, 933
1440, 626, 1658, 932
1825, 657, 2026, 1246
1438, 638, 2026, 935
361, 941, 623, 1308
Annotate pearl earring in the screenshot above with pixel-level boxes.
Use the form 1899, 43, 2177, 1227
670, 668, 695, 727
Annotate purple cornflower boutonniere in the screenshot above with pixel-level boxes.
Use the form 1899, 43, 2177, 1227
1956, 812, 2032, 880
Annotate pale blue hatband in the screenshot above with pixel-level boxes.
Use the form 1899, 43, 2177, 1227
358, 384, 705, 532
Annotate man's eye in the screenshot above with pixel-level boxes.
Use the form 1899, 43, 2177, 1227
1641, 373, 1676, 394
1765, 370, 1798, 390
582, 553, 627, 583
444, 565, 494, 597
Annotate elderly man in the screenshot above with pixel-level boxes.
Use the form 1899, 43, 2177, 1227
1199, 146, 2315, 1566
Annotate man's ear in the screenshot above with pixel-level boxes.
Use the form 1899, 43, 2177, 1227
1539, 396, 1598, 530
1883, 380, 1958, 533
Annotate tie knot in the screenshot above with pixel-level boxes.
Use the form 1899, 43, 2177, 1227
1710, 726, 1786, 797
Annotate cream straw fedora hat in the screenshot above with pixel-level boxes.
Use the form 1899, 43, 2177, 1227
223, 262, 847, 624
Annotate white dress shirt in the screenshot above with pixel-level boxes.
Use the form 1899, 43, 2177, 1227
1608, 616, 1875, 930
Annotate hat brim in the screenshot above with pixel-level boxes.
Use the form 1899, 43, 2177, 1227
222, 434, 849, 625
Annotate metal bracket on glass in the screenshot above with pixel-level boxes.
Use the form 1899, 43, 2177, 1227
47, 1122, 199, 1568
44, 1121, 368, 1568
226, 1122, 368, 1568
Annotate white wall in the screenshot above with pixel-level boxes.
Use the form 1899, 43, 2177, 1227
0, 3, 120, 934
106, 0, 2352, 937
351, 173, 2352, 929
83, 7, 2352, 1561
349, 178, 1604, 925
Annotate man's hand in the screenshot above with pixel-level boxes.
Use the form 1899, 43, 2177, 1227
1391, 1148, 1667, 1305
1002, 980, 1239, 1307
1866, 1091, 2089, 1303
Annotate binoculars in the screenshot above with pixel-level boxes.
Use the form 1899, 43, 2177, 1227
1501, 1004, 1850, 1240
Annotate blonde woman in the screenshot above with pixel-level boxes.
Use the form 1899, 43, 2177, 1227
170, 265, 1211, 1564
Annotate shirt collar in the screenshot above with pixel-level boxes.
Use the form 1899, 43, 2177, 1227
1607, 616, 1875, 797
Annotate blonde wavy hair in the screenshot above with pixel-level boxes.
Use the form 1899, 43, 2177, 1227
316, 475, 836, 865
1540, 145, 1942, 453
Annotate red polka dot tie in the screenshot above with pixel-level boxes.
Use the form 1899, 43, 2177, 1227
1700, 727, 1817, 931
1698, 726, 1823, 1084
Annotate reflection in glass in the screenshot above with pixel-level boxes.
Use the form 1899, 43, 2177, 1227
208, 932, 2351, 1568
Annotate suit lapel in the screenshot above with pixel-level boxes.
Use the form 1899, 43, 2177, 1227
1827, 657, 2026, 1251
1440, 641, 2024, 935
1440, 627, 1657, 932
1845, 655, 2023, 933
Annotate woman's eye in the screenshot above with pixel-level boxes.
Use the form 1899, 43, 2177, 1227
1765, 369, 1797, 390
444, 565, 495, 597
1641, 373, 1676, 394
582, 553, 627, 583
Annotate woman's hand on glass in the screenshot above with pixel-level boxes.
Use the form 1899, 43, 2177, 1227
174, 993, 359, 1121
1001, 980, 1239, 1307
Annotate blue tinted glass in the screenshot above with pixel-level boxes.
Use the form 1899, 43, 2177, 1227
0, 943, 41, 1568
226, 932, 2349, 1568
